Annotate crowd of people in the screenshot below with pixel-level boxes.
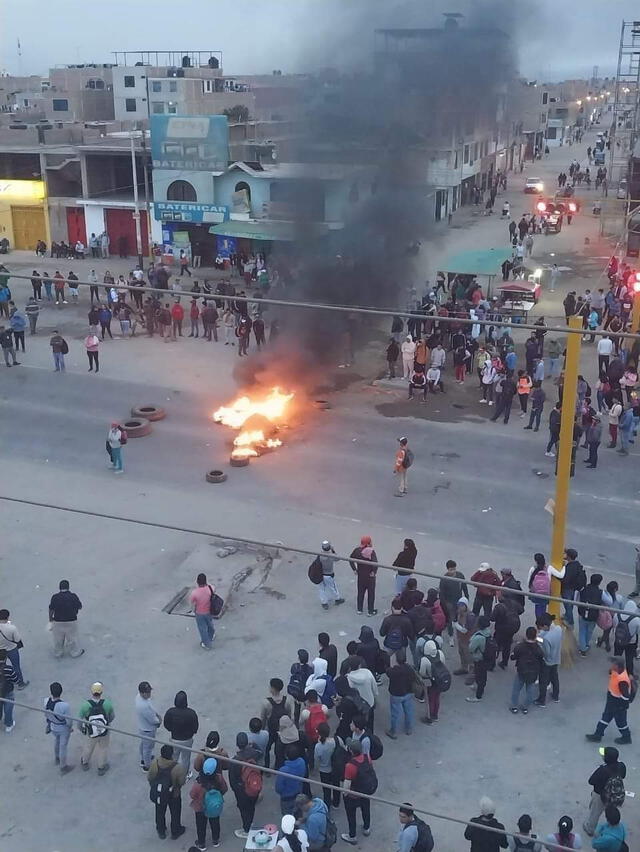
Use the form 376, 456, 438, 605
1, 531, 638, 851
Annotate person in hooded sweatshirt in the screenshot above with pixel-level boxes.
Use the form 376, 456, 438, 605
305, 657, 333, 706
379, 598, 415, 660
229, 732, 261, 839
318, 633, 338, 678
418, 639, 446, 723
465, 797, 508, 851
349, 536, 378, 616
453, 597, 477, 678
355, 626, 380, 675
147, 744, 186, 840
163, 691, 199, 776
401, 334, 416, 379
346, 656, 378, 728
466, 615, 493, 703
334, 676, 364, 741
591, 805, 627, 852
582, 746, 627, 837
275, 743, 307, 815
393, 539, 418, 597
612, 599, 640, 676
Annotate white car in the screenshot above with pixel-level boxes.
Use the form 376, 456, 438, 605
525, 177, 544, 193
617, 179, 628, 200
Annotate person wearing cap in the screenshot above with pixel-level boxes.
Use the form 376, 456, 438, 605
317, 542, 344, 611
394, 437, 412, 496
349, 536, 378, 616
78, 682, 115, 775
190, 755, 226, 849
107, 422, 125, 473
148, 744, 187, 840
48, 579, 84, 659
275, 813, 309, 852
584, 412, 602, 468
136, 681, 162, 771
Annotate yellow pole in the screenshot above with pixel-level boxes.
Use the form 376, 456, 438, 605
549, 316, 583, 619
632, 284, 640, 333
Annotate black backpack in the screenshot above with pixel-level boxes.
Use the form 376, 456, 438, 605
308, 556, 323, 585
364, 731, 384, 761
482, 636, 498, 671
402, 448, 414, 468
384, 625, 405, 652
427, 656, 451, 693
287, 663, 311, 702
614, 617, 635, 648
149, 764, 174, 804
411, 817, 435, 852
349, 757, 378, 795
330, 738, 349, 778
266, 696, 289, 735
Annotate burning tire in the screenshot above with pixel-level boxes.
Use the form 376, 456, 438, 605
206, 469, 227, 483
131, 405, 166, 421
123, 418, 152, 438
314, 399, 331, 410
230, 456, 250, 467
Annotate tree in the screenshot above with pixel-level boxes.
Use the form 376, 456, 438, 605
223, 105, 250, 123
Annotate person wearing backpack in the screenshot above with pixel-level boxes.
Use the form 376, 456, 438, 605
313, 721, 340, 809
466, 615, 493, 703
349, 535, 379, 616
148, 744, 187, 840
189, 756, 226, 849
44, 681, 74, 774
259, 677, 294, 769
510, 626, 544, 714
419, 639, 449, 723
275, 813, 309, 852
107, 422, 125, 474
300, 689, 329, 764
612, 600, 639, 676
598, 581, 624, 653
341, 739, 376, 845
289, 649, 314, 726
507, 814, 541, 851
394, 436, 413, 496
582, 747, 627, 837
78, 681, 115, 775
578, 573, 604, 655
296, 793, 334, 852
470, 563, 501, 617
380, 599, 415, 660
533, 614, 562, 706
397, 803, 434, 852
305, 657, 337, 710
385, 647, 416, 738
544, 815, 582, 851
527, 553, 565, 619
228, 732, 261, 839
276, 743, 307, 815
346, 657, 378, 727
561, 548, 587, 627
491, 596, 520, 671
439, 560, 469, 647
499, 568, 525, 616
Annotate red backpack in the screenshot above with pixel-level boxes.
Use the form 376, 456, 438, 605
241, 761, 262, 798
304, 703, 327, 744
119, 429, 128, 446
430, 601, 446, 634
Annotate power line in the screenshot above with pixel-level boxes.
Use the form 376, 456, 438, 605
0, 495, 631, 616
4, 270, 640, 342
0, 695, 580, 852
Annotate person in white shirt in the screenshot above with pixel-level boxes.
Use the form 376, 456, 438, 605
597, 335, 613, 373
401, 335, 416, 380
426, 366, 444, 393
479, 360, 496, 404
430, 343, 446, 370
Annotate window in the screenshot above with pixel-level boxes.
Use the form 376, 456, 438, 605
463, 144, 469, 164
167, 180, 197, 202
542, 91, 548, 105
169, 81, 177, 92
167, 103, 177, 114
152, 102, 165, 114
52, 98, 69, 112
95, 79, 105, 90
202, 79, 213, 94
125, 98, 137, 112
124, 75, 135, 88
151, 81, 162, 93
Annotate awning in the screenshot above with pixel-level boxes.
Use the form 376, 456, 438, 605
208, 220, 330, 242
439, 247, 512, 277
496, 281, 537, 293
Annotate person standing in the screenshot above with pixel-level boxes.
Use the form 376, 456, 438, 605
275, 743, 306, 815
586, 658, 632, 745
49, 330, 67, 371
490, 373, 517, 423
100, 231, 110, 258
148, 744, 187, 840
341, 739, 376, 845
179, 250, 192, 277
9, 308, 26, 352
259, 678, 294, 769
316, 541, 345, 610
582, 747, 627, 837
524, 381, 545, 431
598, 335, 613, 375
385, 648, 416, 738
439, 560, 468, 647
78, 682, 115, 775
53, 271, 67, 304
510, 626, 544, 714
45, 681, 74, 773
380, 599, 415, 660
190, 573, 216, 650
107, 422, 125, 474
136, 681, 162, 771
470, 563, 501, 617
98, 304, 113, 339
0, 610, 28, 688
25, 297, 39, 334
401, 335, 416, 379
189, 299, 200, 338
88, 269, 99, 304
49, 580, 84, 658
349, 536, 378, 616
392, 538, 417, 597
229, 732, 262, 839
84, 330, 100, 373
386, 337, 400, 378
464, 797, 508, 851
578, 573, 603, 655
0, 325, 19, 367
0, 649, 18, 732
585, 412, 602, 468
591, 806, 627, 851
465, 615, 493, 704
163, 691, 199, 776
190, 756, 226, 850
30, 270, 42, 300
534, 613, 561, 706
453, 597, 477, 678
171, 301, 184, 339
545, 402, 562, 457
394, 436, 413, 496
491, 595, 520, 671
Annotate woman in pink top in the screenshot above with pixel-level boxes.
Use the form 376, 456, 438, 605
190, 573, 215, 649
84, 330, 100, 373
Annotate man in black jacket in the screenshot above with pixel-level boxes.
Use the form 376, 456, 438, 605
561, 548, 586, 627
379, 600, 415, 660
545, 402, 562, 456
385, 648, 417, 739
464, 796, 508, 851
490, 374, 516, 424
577, 573, 603, 655
582, 746, 627, 836
163, 691, 199, 776
510, 627, 543, 714
229, 732, 262, 839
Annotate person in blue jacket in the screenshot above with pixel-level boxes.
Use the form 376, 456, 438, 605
9, 307, 26, 352
592, 805, 626, 851
275, 744, 306, 816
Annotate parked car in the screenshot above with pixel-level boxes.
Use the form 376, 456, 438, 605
617, 179, 628, 200
524, 176, 544, 193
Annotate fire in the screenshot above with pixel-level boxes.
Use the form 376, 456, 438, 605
213, 387, 293, 460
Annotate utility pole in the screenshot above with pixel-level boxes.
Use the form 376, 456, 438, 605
632, 278, 640, 333
139, 130, 153, 262
130, 133, 144, 269
548, 316, 582, 620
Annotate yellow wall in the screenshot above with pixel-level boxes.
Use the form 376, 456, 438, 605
0, 179, 51, 249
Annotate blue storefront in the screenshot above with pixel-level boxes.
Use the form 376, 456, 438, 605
153, 201, 230, 266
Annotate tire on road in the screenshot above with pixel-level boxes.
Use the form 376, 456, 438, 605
123, 418, 152, 438
131, 405, 166, 421
229, 456, 250, 467
206, 469, 227, 483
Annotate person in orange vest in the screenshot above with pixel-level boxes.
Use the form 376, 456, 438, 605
586, 658, 633, 745
394, 437, 413, 496
516, 370, 532, 417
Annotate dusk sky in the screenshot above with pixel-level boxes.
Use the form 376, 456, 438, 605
1, 0, 637, 82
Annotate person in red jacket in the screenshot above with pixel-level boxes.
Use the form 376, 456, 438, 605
189, 299, 200, 338
171, 301, 184, 339
470, 563, 501, 617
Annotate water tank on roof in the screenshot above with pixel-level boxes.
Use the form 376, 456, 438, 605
208, 56, 219, 69
181, 55, 191, 68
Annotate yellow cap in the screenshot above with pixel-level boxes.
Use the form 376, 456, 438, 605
90, 682, 104, 695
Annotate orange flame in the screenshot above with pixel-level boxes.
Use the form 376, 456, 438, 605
215, 387, 293, 459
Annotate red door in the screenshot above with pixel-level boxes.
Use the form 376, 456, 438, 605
106, 208, 149, 258
66, 207, 87, 245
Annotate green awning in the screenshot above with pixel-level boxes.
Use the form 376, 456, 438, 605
439, 247, 512, 277
208, 220, 329, 242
